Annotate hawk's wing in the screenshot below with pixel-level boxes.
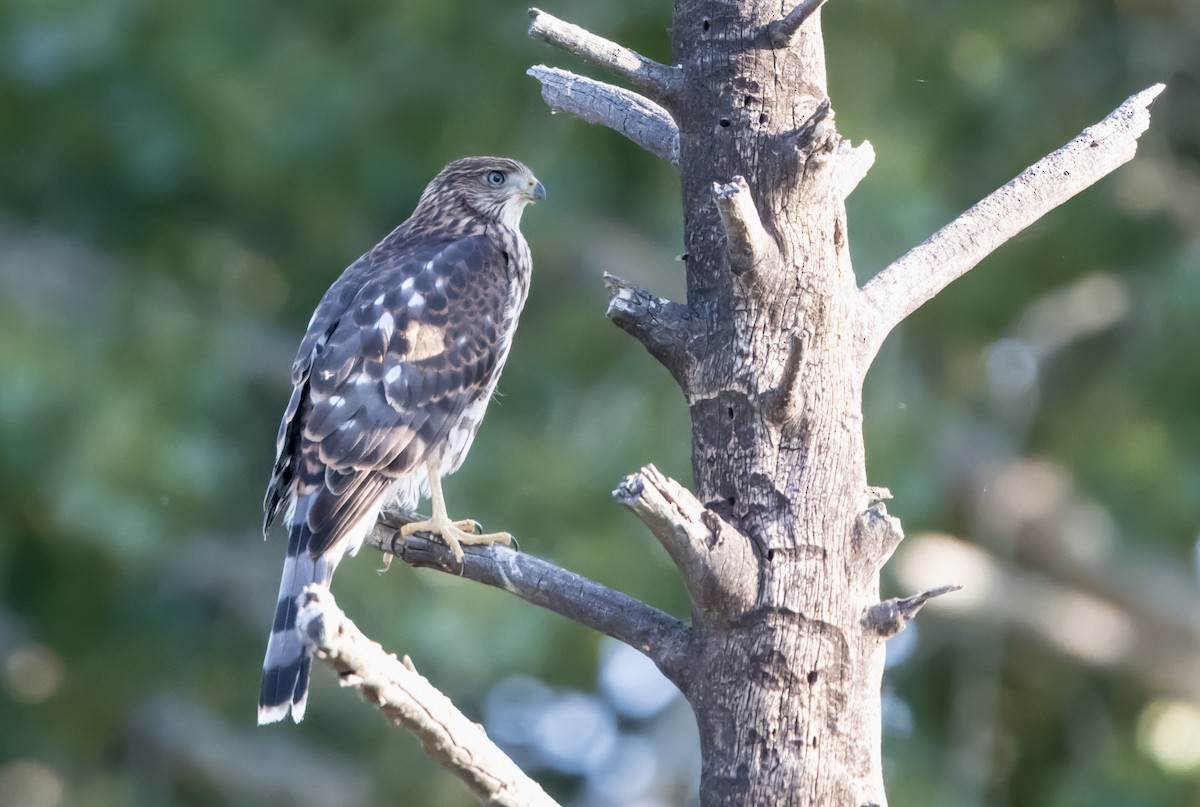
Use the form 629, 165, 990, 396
264, 231, 513, 557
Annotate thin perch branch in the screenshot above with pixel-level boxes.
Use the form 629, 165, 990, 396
604, 272, 692, 382
862, 584, 961, 639
528, 7, 681, 106
297, 588, 560, 807
527, 65, 680, 164
860, 84, 1165, 356
614, 465, 758, 625
768, 0, 830, 48
368, 522, 692, 687
713, 176, 777, 275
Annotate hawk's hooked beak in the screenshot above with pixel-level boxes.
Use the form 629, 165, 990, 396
527, 180, 546, 203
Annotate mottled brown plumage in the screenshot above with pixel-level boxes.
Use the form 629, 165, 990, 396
259, 157, 544, 724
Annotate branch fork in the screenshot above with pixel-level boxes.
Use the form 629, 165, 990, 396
713, 176, 778, 275
768, 0, 831, 48
526, 8, 681, 165
614, 465, 758, 625
528, 8, 681, 106
604, 273, 692, 381
862, 585, 961, 638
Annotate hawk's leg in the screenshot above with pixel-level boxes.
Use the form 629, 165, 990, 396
399, 461, 512, 564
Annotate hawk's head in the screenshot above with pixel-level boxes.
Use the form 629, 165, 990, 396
416, 156, 545, 231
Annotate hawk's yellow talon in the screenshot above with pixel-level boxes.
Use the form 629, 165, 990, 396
398, 463, 511, 564
451, 519, 483, 535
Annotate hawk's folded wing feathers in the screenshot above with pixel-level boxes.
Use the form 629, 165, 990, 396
275, 232, 515, 557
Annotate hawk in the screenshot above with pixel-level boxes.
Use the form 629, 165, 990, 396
259, 156, 545, 724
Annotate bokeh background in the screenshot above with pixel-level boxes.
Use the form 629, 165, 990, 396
2, 0, 1198, 805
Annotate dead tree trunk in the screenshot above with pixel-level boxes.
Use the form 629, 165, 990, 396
664, 4, 886, 803
296, 2, 1163, 804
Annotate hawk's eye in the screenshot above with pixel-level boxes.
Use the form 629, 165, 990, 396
485, 170, 506, 187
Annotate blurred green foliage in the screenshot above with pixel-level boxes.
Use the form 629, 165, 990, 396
0, 0, 1197, 805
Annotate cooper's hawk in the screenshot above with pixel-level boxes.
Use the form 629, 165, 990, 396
259, 157, 544, 724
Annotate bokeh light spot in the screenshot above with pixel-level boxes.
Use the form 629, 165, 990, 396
533, 693, 617, 775
599, 638, 680, 719
0, 759, 65, 807
4, 644, 65, 704
1137, 699, 1200, 774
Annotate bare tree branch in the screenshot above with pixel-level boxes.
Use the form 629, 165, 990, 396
859, 84, 1165, 356
862, 584, 961, 639
835, 139, 875, 198
528, 7, 681, 106
530, 64, 681, 163
768, 0, 830, 48
713, 176, 777, 275
367, 522, 693, 687
297, 588, 560, 807
614, 465, 758, 625
527, 66, 680, 164
603, 272, 692, 382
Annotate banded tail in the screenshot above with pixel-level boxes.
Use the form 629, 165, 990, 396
258, 514, 338, 724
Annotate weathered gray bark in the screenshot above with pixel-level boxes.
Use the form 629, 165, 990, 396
666, 5, 886, 803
